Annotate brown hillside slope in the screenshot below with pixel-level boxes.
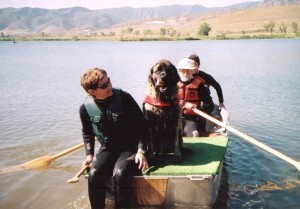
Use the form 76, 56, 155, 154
190, 5, 300, 35
109, 5, 300, 37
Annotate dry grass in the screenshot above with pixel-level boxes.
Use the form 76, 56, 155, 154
104, 5, 300, 38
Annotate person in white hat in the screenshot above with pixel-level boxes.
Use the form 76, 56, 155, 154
176, 58, 214, 137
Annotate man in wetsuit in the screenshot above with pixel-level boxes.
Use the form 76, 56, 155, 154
79, 68, 149, 208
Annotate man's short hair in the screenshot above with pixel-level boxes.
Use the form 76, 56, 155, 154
80, 68, 107, 92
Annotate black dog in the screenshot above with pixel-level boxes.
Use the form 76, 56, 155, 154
143, 60, 183, 163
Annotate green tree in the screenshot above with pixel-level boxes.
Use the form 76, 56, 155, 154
291, 22, 298, 34
127, 27, 133, 34
264, 21, 275, 33
160, 28, 166, 36
0, 32, 4, 38
279, 23, 287, 34
269, 21, 275, 33
264, 23, 270, 32
197, 22, 211, 36
121, 27, 133, 35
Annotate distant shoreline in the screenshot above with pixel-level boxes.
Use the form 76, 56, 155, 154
1, 33, 299, 42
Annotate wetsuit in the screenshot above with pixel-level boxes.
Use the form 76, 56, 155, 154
195, 70, 224, 104
79, 89, 148, 208
178, 78, 214, 136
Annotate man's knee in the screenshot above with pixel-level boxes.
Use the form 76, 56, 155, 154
113, 168, 124, 179
88, 167, 107, 183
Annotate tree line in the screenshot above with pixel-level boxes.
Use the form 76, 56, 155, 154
263, 21, 299, 34
118, 21, 299, 38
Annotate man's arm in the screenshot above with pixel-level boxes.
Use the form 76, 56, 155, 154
79, 104, 95, 156
198, 71, 224, 104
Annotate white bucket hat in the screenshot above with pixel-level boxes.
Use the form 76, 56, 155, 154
176, 58, 196, 70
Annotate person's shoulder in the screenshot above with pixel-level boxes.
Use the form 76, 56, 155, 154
198, 70, 210, 77
112, 88, 124, 96
198, 71, 215, 81
79, 103, 85, 110
79, 103, 88, 117
112, 88, 125, 93
112, 88, 133, 101
113, 88, 130, 96
79, 103, 87, 111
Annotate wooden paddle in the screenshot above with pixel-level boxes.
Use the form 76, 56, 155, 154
67, 165, 89, 183
193, 108, 300, 171
0, 142, 84, 174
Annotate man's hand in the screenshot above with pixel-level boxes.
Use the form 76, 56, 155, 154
82, 155, 93, 167
219, 103, 225, 109
183, 102, 197, 110
135, 153, 149, 172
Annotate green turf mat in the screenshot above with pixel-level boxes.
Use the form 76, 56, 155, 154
144, 136, 228, 176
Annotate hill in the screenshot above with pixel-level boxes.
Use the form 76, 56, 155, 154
0, 0, 300, 40
0, 3, 258, 35
102, 5, 300, 40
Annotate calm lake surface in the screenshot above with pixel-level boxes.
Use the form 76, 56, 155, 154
0, 39, 299, 209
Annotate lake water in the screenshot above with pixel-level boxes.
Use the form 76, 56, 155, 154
0, 39, 299, 209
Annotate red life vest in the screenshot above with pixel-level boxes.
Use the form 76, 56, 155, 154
143, 95, 174, 107
178, 77, 205, 115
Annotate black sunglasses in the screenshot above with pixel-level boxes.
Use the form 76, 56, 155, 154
97, 77, 110, 89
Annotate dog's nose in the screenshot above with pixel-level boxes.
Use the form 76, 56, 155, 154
160, 72, 166, 79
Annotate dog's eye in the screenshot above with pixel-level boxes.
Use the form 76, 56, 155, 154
155, 70, 161, 74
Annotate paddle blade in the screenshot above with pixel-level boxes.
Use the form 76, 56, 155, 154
67, 177, 80, 183
0, 165, 28, 174
67, 165, 89, 183
0, 156, 54, 174
0, 142, 85, 175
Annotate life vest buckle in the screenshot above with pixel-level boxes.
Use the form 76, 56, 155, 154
91, 116, 101, 122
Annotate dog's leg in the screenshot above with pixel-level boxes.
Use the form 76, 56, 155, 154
173, 112, 182, 163
148, 126, 155, 160
143, 104, 156, 164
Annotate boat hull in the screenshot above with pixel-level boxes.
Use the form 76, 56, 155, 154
133, 161, 223, 206
107, 136, 228, 207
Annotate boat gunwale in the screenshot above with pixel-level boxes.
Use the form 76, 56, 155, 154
132, 175, 214, 179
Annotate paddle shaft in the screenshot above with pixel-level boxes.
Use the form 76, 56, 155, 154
193, 108, 300, 171
67, 165, 89, 183
53, 142, 84, 160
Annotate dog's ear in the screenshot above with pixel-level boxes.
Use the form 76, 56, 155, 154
149, 69, 155, 86
148, 66, 154, 84
171, 63, 180, 84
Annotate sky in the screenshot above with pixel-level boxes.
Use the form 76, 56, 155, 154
0, 0, 261, 9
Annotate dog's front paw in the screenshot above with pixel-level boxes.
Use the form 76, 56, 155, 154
146, 151, 156, 166
174, 152, 182, 163
180, 147, 194, 155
